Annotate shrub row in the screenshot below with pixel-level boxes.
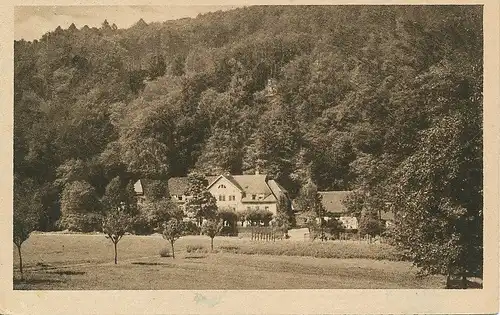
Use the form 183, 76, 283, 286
217, 241, 401, 261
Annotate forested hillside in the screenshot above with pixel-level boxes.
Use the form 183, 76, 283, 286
14, 5, 482, 237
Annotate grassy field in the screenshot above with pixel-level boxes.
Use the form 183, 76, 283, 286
13, 232, 446, 290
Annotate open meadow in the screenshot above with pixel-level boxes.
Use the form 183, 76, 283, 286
13, 232, 446, 290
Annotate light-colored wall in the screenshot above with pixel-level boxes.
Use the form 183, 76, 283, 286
208, 177, 243, 211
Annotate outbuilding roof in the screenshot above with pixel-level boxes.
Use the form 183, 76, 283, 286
318, 191, 353, 214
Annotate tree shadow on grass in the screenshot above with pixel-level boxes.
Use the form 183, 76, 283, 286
131, 262, 174, 266
184, 255, 207, 259
47, 270, 86, 275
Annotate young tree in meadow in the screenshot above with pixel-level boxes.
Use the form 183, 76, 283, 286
162, 218, 184, 259
184, 172, 218, 226
102, 207, 131, 264
101, 178, 137, 264
202, 219, 223, 251
13, 177, 42, 280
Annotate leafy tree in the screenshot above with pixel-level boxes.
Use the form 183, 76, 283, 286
217, 207, 238, 236
102, 207, 132, 264
275, 194, 295, 230
101, 177, 137, 214
55, 159, 87, 187
162, 218, 184, 259
147, 54, 167, 80
294, 181, 326, 240
258, 209, 274, 226
201, 219, 223, 251
184, 172, 218, 226
325, 217, 345, 239
59, 180, 101, 231
342, 190, 365, 222
144, 180, 168, 201
138, 197, 183, 233
358, 208, 382, 237
389, 110, 482, 287
13, 177, 42, 280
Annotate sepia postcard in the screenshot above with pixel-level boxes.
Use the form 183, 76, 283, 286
1, 0, 499, 314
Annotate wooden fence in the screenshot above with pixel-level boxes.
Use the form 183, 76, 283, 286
250, 227, 286, 241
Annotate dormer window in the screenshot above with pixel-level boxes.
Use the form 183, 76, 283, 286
218, 184, 226, 189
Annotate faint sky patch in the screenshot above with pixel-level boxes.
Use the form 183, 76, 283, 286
14, 5, 241, 41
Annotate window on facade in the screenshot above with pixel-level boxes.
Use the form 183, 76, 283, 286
252, 194, 256, 200
218, 184, 226, 189
265, 206, 269, 211
178, 196, 183, 201
247, 206, 251, 211
228, 195, 235, 201
219, 195, 226, 201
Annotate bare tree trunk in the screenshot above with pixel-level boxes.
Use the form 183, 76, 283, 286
114, 242, 117, 264
171, 241, 175, 259
17, 244, 23, 280
210, 238, 214, 252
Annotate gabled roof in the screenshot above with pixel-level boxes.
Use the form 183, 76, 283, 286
167, 177, 189, 196
318, 191, 353, 214
167, 174, 278, 202
206, 175, 244, 192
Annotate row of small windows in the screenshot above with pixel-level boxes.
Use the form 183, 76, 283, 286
247, 206, 270, 211
219, 195, 236, 201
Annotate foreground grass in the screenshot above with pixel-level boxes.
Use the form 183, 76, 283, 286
14, 254, 444, 290
14, 232, 399, 270
13, 233, 445, 289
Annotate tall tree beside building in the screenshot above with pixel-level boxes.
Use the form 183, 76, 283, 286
294, 180, 326, 240
184, 172, 218, 226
